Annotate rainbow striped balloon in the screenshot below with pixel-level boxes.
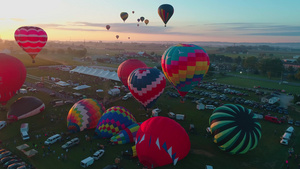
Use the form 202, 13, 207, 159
67, 99, 105, 133
14, 26, 47, 63
161, 44, 209, 98
110, 123, 141, 144
95, 106, 136, 138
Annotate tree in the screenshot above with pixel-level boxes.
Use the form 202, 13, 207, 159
297, 57, 300, 64
287, 66, 295, 74
259, 58, 283, 78
243, 56, 258, 69
234, 56, 242, 65
295, 72, 300, 80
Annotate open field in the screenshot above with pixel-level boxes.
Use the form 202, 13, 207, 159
1, 67, 300, 169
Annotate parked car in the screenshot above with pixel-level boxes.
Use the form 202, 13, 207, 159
295, 121, 300, 126
1, 155, 17, 164
0, 149, 6, 154
3, 159, 22, 168
7, 162, 25, 169
288, 119, 293, 125
44, 134, 61, 145
0, 151, 12, 159
93, 150, 105, 160
280, 138, 289, 145
61, 137, 80, 149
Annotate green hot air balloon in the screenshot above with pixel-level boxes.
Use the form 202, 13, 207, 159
209, 104, 261, 154
158, 4, 174, 27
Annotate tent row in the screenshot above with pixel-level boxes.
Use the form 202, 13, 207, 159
70, 66, 120, 81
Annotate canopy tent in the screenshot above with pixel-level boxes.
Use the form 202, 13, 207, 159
73, 85, 91, 90
24, 149, 38, 157
16, 144, 29, 151
55, 81, 70, 87
70, 66, 120, 81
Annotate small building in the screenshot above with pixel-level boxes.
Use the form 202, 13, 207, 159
261, 95, 280, 104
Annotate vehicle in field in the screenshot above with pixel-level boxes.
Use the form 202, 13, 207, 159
93, 150, 105, 160
61, 138, 80, 149
44, 134, 61, 145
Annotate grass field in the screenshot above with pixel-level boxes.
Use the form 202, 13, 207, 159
1, 68, 300, 169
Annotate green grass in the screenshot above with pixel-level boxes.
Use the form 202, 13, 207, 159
1, 69, 300, 169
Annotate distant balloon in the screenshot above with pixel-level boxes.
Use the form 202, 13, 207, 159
209, 104, 262, 154
116, 35, 119, 39
0, 54, 26, 105
128, 68, 166, 109
120, 12, 129, 22
106, 25, 110, 30
117, 59, 147, 89
95, 106, 137, 138
14, 26, 48, 63
158, 4, 174, 27
144, 19, 149, 25
137, 24, 139, 27
132, 11, 135, 14
136, 117, 190, 168
161, 44, 209, 99
128, 37, 130, 39
7, 96, 45, 122
137, 19, 140, 22
140, 17, 145, 22
67, 99, 105, 133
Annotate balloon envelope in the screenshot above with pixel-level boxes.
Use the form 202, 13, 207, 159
95, 106, 136, 138
158, 4, 174, 26
110, 123, 141, 144
140, 17, 145, 22
120, 12, 128, 22
67, 99, 105, 133
106, 25, 110, 30
144, 19, 149, 25
161, 44, 209, 98
136, 116, 190, 168
0, 54, 26, 105
14, 26, 47, 62
117, 59, 147, 88
116, 35, 119, 39
7, 96, 45, 121
128, 68, 166, 109
209, 104, 262, 154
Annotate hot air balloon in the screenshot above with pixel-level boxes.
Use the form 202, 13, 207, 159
7, 96, 45, 122
144, 19, 149, 25
132, 11, 135, 14
209, 104, 262, 154
128, 37, 130, 39
67, 99, 105, 133
137, 24, 139, 27
137, 19, 140, 22
158, 4, 174, 27
117, 59, 147, 89
110, 123, 141, 144
95, 106, 136, 138
120, 12, 128, 22
136, 116, 190, 168
116, 35, 119, 39
106, 25, 110, 30
140, 17, 145, 22
161, 44, 209, 101
128, 68, 166, 109
14, 26, 47, 63
0, 54, 26, 105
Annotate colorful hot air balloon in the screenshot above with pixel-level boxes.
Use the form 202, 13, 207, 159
120, 12, 128, 22
136, 116, 190, 168
0, 54, 26, 105
117, 59, 147, 89
158, 4, 174, 27
144, 19, 149, 25
140, 17, 145, 22
106, 25, 110, 30
137, 19, 140, 22
161, 44, 209, 100
110, 123, 141, 144
14, 26, 48, 63
209, 104, 262, 154
128, 68, 166, 109
67, 99, 105, 133
95, 106, 136, 138
7, 96, 45, 122
116, 35, 119, 39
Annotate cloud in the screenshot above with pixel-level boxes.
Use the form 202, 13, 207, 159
206, 22, 300, 36
10, 18, 25, 22
36, 21, 203, 36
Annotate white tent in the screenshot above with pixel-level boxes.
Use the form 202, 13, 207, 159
55, 81, 70, 87
73, 85, 91, 90
70, 66, 120, 81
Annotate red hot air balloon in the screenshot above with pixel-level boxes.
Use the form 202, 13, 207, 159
106, 25, 110, 30
117, 59, 147, 89
136, 117, 190, 168
14, 26, 47, 63
0, 54, 27, 105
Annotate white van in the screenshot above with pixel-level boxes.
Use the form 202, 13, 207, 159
93, 149, 105, 160
176, 114, 185, 120
44, 134, 61, 145
81, 157, 94, 168
286, 126, 294, 134
281, 132, 292, 140
20, 123, 30, 140
0, 121, 7, 130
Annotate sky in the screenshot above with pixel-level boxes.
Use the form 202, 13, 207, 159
0, 0, 300, 43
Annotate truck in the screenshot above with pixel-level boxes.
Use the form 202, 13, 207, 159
108, 88, 120, 96
20, 123, 30, 140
